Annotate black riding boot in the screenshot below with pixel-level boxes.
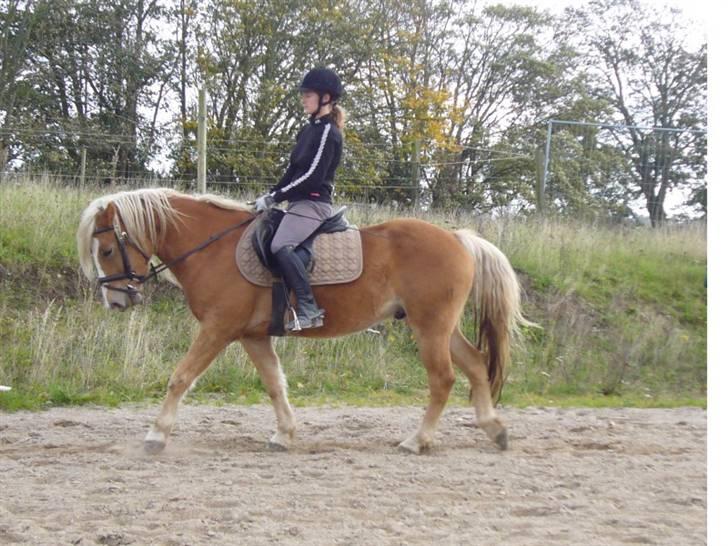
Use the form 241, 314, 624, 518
274, 245, 324, 331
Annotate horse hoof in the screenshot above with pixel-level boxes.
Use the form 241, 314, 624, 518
481, 418, 508, 450
398, 441, 421, 455
398, 436, 431, 455
144, 439, 166, 454
268, 441, 289, 452
495, 429, 509, 451
268, 431, 293, 452
144, 429, 167, 454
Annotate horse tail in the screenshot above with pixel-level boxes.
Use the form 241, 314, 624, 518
453, 229, 532, 404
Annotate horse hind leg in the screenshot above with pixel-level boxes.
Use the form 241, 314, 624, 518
399, 331, 456, 454
240, 336, 296, 450
450, 328, 508, 450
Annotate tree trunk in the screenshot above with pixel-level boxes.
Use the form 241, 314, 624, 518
647, 197, 666, 227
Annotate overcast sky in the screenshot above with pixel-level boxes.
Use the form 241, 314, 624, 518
502, 0, 709, 27
500, 0, 708, 49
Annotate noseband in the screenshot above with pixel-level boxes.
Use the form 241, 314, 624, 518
92, 224, 153, 298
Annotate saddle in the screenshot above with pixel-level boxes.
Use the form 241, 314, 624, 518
252, 207, 349, 276
235, 207, 363, 335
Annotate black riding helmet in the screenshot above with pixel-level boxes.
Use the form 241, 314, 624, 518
299, 68, 343, 116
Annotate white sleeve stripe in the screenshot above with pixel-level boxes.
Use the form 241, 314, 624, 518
277, 123, 332, 195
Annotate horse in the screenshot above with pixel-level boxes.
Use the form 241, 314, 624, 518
76, 188, 529, 454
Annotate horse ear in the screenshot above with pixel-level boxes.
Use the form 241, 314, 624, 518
97, 203, 116, 226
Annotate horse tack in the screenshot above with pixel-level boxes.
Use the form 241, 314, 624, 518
92, 221, 150, 296
235, 215, 364, 287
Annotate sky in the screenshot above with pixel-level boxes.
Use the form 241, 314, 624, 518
507, 0, 709, 28
504, 0, 708, 50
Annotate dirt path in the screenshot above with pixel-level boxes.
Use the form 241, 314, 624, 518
0, 404, 705, 546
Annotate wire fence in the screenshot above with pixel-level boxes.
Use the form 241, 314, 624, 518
0, 120, 708, 217
0, 124, 535, 208
539, 119, 707, 219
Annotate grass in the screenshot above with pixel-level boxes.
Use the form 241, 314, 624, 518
0, 178, 707, 411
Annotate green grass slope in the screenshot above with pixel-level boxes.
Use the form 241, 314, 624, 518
0, 179, 706, 411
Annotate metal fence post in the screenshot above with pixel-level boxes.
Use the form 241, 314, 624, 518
197, 86, 207, 193
539, 120, 553, 213
79, 148, 87, 186
411, 138, 420, 208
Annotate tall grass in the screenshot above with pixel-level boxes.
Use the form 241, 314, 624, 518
0, 175, 87, 269
0, 178, 707, 410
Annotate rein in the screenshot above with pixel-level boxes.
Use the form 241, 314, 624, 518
93, 215, 256, 295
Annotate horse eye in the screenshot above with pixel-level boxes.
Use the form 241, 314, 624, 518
101, 248, 113, 258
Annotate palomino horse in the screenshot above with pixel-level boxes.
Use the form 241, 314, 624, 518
77, 188, 528, 454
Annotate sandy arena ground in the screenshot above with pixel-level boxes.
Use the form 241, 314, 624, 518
0, 404, 706, 545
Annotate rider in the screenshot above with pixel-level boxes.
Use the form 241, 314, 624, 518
254, 67, 345, 331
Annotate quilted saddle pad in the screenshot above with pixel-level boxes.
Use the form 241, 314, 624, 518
236, 219, 364, 287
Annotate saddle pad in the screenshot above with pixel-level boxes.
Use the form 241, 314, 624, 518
236, 218, 364, 287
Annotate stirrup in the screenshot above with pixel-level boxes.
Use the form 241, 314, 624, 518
286, 309, 325, 331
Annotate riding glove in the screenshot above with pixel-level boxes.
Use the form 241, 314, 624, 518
255, 193, 274, 212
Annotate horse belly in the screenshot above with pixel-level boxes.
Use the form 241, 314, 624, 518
298, 274, 398, 338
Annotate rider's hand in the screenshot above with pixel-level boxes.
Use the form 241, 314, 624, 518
254, 193, 274, 213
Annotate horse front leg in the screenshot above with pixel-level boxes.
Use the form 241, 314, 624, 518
144, 327, 229, 454
240, 336, 296, 450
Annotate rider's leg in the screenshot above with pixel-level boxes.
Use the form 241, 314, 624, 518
274, 244, 324, 331
270, 200, 332, 331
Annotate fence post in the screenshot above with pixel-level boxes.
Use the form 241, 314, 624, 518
79, 147, 87, 187
0, 141, 6, 182
197, 86, 207, 193
539, 120, 553, 214
411, 138, 420, 208
535, 148, 544, 212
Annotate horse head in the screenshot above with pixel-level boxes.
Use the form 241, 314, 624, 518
77, 188, 178, 310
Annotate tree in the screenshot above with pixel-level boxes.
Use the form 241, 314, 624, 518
564, 0, 706, 225
430, 3, 566, 211
3, 0, 175, 178
181, 0, 380, 193
0, 0, 40, 171
343, 1, 561, 209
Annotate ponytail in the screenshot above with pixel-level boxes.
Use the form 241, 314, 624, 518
331, 104, 346, 131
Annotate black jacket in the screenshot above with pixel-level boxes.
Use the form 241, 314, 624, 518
269, 114, 342, 204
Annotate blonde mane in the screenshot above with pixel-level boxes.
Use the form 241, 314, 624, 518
77, 188, 253, 281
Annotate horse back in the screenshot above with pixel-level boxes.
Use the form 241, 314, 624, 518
359, 218, 475, 294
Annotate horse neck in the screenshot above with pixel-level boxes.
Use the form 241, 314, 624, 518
154, 196, 253, 283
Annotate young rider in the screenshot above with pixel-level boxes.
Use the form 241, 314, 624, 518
254, 67, 345, 331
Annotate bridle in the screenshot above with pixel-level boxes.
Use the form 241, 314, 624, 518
92, 215, 256, 299
92, 223, 152, 298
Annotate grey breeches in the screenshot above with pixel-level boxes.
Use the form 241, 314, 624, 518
270, 200, 333, 254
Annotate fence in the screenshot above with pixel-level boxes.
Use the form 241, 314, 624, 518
0, 127, 523, 208
538, 119, 707, 220
0, 116, 707, 219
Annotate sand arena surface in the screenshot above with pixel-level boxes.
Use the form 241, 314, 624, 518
0, 404, 706, 545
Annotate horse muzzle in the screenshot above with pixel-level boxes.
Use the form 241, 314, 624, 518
103, 283, 144, 310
